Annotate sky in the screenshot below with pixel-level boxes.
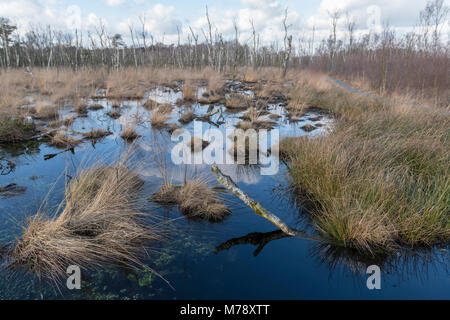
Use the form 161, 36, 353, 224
0, 0, 448, 45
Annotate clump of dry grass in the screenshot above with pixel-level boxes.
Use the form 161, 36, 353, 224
235, 121, 253, 131
236, 108, 276, 130
107, 109, 121, 119
182, 80, 196, 102
151, 184, 180, 205
82, 128, 111, 140
150, 110, 170, 128
178, 178, 230, 222
179, 111, 195, 125
49, 133, 82, 149
88, 104, 104, 111
151, 178, 230, 222
0, 116, 36, 144
280, 81, 450, 251
73, 100, 88, 116
158, 103, 173, 114
48, 116, 76, 129
225, 93, 254, 109
4, 160, 160, 282
121, 126, 141, 142
34, 103, 59, 120
143, 99, 158, 110
208, 74, 225, 94
301, 124, 316, 132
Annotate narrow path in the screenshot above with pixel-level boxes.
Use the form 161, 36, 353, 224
327, 76, 450, 116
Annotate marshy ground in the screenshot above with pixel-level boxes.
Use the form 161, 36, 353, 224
0, 67, 448, 299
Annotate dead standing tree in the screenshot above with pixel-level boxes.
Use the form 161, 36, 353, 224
282, 8, 293, 78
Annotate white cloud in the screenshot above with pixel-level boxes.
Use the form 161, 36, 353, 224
117, 3, 181, 41
307, 0, 429, 36
188, 0, 303, 45
105, 0, 125, 6
0, 0, 446, 46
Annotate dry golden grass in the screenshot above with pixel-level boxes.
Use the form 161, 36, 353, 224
34, 103, 60, 120
158, 103, 173, 114
151, 184, 180, 205
207, 74, 225, 94
181, 80, 196, 102
49, 133, 82, 149
235, 121, 253, 131
225, 93, 253, 109
107, 109, 121, 119
151, 178, 230, 222
0, 116, 36, 144
280, 76, 450, 251
5, 159, 161, 282
143, 99, 159, 110
121, 125, 141, 142
150, 110, 170, 128
82, 128, 111, 140
178, 178, 230, 222
178, 111, 195, 124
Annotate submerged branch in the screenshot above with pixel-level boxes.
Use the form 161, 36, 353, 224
215, 230, 290, 256
211, 165, 323, 242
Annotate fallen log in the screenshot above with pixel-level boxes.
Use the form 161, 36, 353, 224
211, 165, 323, 242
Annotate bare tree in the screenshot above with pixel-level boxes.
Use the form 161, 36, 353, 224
282, 8, 293, 77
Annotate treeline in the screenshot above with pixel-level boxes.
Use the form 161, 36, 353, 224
0, 1, 448, 104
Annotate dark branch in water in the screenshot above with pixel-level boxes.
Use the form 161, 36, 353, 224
215, 230, 290, 256
211, 165, 323, 242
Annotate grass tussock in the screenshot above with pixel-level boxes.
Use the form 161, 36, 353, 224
281, 78, 450, 251
152, 179, 230, 222
182, 81, 196, 102
82, 128, 111, 140
150, 110, 170, 128
225, 93, 254, 109
0, 116, 36, 144
107, 109, 121, 119
158, 103, 173, 114
34, 103, 60, 120
121, 126, 141, 142
178, 111, 195, 125
178, 179, 230, 222
5, 161, 161, 281
49, 133, 82, 149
